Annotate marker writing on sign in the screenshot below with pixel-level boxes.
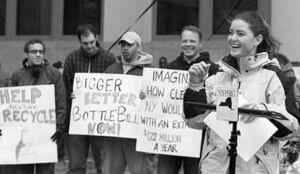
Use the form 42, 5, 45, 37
0, 87, 41, 105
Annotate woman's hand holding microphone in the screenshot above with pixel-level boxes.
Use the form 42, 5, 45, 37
188, 61, 210, 91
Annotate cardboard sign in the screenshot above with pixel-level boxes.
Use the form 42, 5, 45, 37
0, 85, 57, 164
205, 112, 277, 161
69, 73, 142, 138
136, 68, 202, 157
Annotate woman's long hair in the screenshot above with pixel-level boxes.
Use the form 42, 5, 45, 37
233, 11, 280, 57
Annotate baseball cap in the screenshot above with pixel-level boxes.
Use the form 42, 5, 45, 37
119, 31, 142, 46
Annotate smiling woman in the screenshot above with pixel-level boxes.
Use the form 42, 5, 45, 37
184, 11, 298, 174
227, 19, 260, 58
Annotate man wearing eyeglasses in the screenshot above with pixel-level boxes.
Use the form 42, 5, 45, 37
63, 24, 115, 174
6, 39, 66, 174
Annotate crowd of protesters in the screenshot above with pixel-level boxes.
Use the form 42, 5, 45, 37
1, 11, 300, 174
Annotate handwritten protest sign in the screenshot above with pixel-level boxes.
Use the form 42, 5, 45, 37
136, 68, 202, 157
69, 73, 142, 138
0, 85, 57, 164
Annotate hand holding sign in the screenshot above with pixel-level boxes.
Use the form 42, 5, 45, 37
139, 91, 146, 100
50, 129, 64, 143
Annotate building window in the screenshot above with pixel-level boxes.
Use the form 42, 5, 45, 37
156, 0, 199, 35
63, 0, 102, 35
17, 0, 51, 35
213, 0, 257, 35
0, 0, 6, 35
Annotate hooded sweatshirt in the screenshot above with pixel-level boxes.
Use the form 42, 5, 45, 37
105, 51, 153, 75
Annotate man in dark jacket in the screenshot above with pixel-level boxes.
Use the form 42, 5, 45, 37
7, 39, 66, 174
63, 24, 115, 174
157, 25, 219, 174
102, 31, 153, 174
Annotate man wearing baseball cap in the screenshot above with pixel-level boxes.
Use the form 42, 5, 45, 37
101, 31, 154, 174
120, 31, 142, 45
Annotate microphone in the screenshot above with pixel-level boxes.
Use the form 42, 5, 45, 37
184, 101, 292, 137
184, 101, 288, 121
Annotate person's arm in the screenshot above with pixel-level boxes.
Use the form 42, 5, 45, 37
184, 88, 208, 119
62, 55, 74, 131
294, 80, 300, 107
9, 71, 19, 86
208, 61, 220, 76
182, 61, 213, 130
106, 51, 116, 67
263, 73, 299, 136
63, 56, 73, 98
183, 82, 214, 130
199, 51, 220, 76
51, 70, 67, 143
54, 72, 67, 133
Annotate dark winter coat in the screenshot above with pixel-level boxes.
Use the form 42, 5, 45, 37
10, 58, 66, 131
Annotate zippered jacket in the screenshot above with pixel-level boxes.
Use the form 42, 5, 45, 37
184, 55, 299, 174
105, 51, 153, 75
10, 58, 67, 132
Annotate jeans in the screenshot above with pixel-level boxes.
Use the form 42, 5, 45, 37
3, 163, 54, 174
67, 135, 104, 174
157, 155, 200, 174
102, 137, 153, 174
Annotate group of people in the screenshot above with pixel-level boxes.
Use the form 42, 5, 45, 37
0, 10, 300, 174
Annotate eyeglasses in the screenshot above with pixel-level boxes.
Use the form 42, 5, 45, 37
28, 50, 45, 54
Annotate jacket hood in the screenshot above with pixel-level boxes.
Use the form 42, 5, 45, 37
220, 52, 280, 76
22, 58, 49, 68
132, 51, 153, 66
119, 50, 153, 67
